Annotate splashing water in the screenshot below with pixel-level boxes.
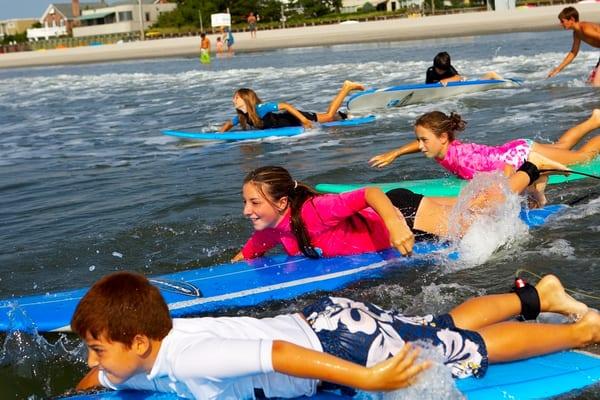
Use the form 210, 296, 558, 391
446, 172, 529, 267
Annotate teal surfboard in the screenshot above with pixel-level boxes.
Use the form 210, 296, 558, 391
59, 350, 600, 399
316, 157, 600, 196
162, 115, 376, 141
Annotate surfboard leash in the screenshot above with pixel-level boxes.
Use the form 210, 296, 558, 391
514, 268, 600, 301
538, 168, 600, 180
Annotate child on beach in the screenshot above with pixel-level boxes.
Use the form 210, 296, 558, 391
232, 161, 559, 261
369, 110, 600, 205
72, 271, 600, 399
548, 7, 600, 86
220, 81, 363, 132
215, 37, 224, 56
199, 33, 210, 64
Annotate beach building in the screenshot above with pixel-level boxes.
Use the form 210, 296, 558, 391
27, 1, 106, 40
0, 19, 38, 40
72, 0, 176, 38
340, 0, 423, 13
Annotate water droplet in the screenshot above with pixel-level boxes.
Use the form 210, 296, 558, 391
89, 265, 96, 272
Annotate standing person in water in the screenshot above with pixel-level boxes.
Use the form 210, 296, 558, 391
548, 7, 600, 86
73, 271, 599, 399
232, 161, 560, 261
369, 110, 600, 205
220, 81, 364, 132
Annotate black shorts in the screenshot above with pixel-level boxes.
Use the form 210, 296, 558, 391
261, 111, 317, 129
385, 188, 435, 240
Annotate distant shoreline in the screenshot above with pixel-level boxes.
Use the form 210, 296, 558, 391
2, 4, 600, 69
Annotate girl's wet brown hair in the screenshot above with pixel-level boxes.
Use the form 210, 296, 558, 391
415, 111, 466, 141
234, 88, 264, 129
244, 166, 321, 258
71, 271, 172, 346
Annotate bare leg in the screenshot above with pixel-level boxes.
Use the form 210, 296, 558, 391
542, 109, 600, 150
316, 81, 365, 123
480, 310, 600, 363
449, 275, 588, 331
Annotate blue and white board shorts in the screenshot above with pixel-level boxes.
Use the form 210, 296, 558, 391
303, 297, 488, 379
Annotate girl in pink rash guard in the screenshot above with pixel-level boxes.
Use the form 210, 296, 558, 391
231, 166, 416, 261
370, 110, 600, 204
231, 163, 553, 262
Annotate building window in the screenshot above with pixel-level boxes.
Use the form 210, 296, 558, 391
118, 11, 133, 21
145, 12, 150, 22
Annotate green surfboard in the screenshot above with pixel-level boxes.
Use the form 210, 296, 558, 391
316, 158, 600, 196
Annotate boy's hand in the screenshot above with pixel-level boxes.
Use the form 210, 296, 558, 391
367, 344, 430, 391
547, 67, 560, 78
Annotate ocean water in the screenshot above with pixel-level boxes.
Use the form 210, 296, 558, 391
0, 30, 599, 398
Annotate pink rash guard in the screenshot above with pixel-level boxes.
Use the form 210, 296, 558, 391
241, 188, 391, 259
436, 139, 532, 180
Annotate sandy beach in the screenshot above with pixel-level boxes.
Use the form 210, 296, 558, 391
1, 4, 600, 69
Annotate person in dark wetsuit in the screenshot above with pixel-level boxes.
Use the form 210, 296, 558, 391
425, 52, 463, 85
219, 81, 363, 132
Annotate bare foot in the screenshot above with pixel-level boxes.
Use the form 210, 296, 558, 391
576, 310, 600, 344
482, 71, 503, 80
527, 151, 569, 174
343, 80, 365, 91
536, 275, 589, 320
590, 109, 600, 128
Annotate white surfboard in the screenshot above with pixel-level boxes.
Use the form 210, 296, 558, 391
347, 79, 521, 112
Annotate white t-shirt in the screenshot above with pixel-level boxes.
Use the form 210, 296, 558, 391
99, 313, 323, 399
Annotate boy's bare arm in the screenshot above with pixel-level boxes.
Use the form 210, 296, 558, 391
76, 366, 101, 391
271, 340, 430, 392
548, 33, 581, 77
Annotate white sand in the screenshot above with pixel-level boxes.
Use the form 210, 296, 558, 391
2, 4, 599, 69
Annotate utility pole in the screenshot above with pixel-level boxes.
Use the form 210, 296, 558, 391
199, 9, 203, 32
138, 0, 145, 40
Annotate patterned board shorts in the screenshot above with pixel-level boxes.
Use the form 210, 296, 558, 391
303, 296, 488, 379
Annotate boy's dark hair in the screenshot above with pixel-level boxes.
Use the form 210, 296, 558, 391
558, 7, 579, 22
71, 271, 172, 346
433, 52, 452, 71
200, 32, 206, 38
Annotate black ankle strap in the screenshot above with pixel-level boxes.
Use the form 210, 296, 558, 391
512, 278, 541, 320
517, 161, 541, 185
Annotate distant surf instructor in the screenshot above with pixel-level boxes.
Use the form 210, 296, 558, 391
548, 7, 600, 86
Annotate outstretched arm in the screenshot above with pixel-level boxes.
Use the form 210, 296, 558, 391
76, 366, 101, 391
278, 102, 314, 129
365, 187, 414, 255
220, 120, 234, 132
272, 340, 429, 391
439, 74, 463, 86
369, 140, 420, 168
548, 34, 581, 78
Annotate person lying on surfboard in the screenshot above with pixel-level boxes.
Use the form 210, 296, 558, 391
219, 81, 364, 132
73, 271, 600, 399
426, 52, 504, 86
547, 7, 600, 86
370, 110, 600, 206
232, 161, 561, 261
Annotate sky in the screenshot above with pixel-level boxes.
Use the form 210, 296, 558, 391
0, 0, 59, 20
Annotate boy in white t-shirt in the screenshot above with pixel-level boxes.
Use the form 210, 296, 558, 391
72, 271, 599, 399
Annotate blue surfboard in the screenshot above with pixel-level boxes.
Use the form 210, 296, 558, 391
346, 79, 522, 112
59, 350, 600, 399
0, 205, 565, 334
162, 115, 376, 141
